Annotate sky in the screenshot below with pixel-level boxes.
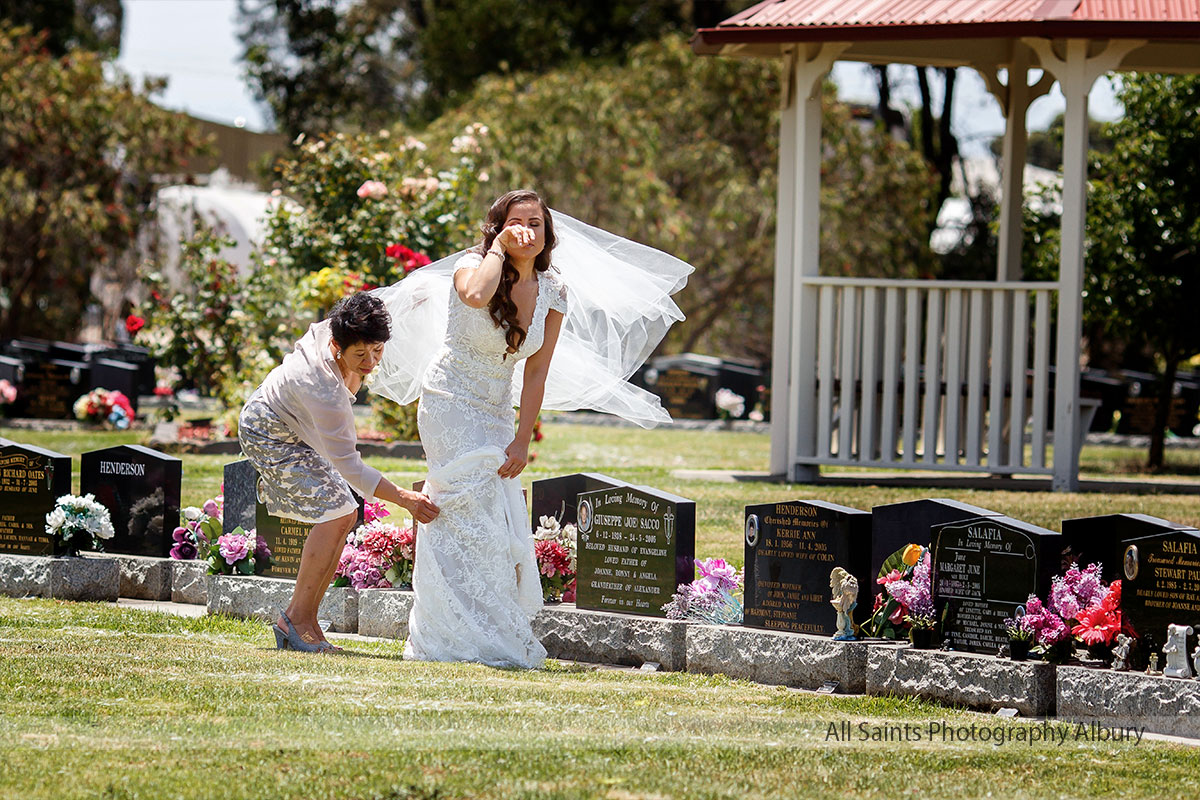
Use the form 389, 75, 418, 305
115, 0, 1124, 156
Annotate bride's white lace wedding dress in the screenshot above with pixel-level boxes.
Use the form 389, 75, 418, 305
371, 210, 695, 669
404, 252, 566, 668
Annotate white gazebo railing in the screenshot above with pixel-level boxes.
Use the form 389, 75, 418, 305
796, 277, 1060, 474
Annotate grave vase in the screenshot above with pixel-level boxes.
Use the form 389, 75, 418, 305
909, 626, 936, 650
1009, 638, 1031, 661
1086, 641, 1113, 662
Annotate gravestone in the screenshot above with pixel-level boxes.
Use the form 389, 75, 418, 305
20, 360, 88, 419
1060, 513, 1193, 584
0, 355, 23, 385
93, 344, 156, 397
90, 359, 141, 411
0, 441, 71, 556
1114, 524, 1200, 667
743, 500, 871, 636
80, 445, 181, 556
224, 459, 366, 578
222, 460, 259, 534
530, 473, 630, 534
574, 484, 695, 617
931, 516, 1060, 654
870, 499, 1001, 587
255, 495, 364, 578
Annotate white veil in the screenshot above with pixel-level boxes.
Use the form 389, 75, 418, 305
368, 210, 693, 428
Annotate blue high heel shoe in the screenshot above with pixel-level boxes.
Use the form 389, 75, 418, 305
275, 609, 334, 653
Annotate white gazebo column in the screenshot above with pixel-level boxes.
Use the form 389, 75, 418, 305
771, 43, 845, 482
980, 49, 1053, 282
1025, 37, 1143, 491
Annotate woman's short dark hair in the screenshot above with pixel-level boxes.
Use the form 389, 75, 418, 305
328, 292, 391, 348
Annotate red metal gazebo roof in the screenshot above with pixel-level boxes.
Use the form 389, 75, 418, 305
695, 0, 1200, 56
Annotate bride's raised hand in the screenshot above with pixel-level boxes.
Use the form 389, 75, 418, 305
495, 223, 534, 252
498, 438, 528, 479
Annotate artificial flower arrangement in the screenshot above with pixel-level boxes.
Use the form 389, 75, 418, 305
1003, 562, 1125, 663
714, 388, 745, 421
73, 387, 135, 429
0, 378, 17, 415
170, 494, 223, 560
662, 557, 744, 624
533, 514, 577, 602
332, 502, 416, 590
44, 493, 115, 556
862, 544, 936, 644
204, 525, 272, 576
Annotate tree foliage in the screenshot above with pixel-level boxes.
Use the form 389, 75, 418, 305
1024, 73, 1200, 468
416, 36, 936, 360
0, 25, 206, 339
0, 0, 122, 56
238, 0, 411, 140
236, 0, 744, 136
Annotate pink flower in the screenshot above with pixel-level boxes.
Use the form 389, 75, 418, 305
202, 499, 220, 518
217, 533, 249, 565
356, 180, 387, 200
364, 501, 390, 523
0, 379, 16, 404
535, 540, 572, 578
695, 558, 740, 594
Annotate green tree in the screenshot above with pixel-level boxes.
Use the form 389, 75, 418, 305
417, 35, 936, 360
0, 0, 122, 56
237, 0, 411, 140
1024, 73, 1200, 469
0, 25, 206, 339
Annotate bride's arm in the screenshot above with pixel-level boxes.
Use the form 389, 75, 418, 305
499, 309, 564, 478
455, 224, 534, 307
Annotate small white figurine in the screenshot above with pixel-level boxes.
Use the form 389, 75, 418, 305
1163, 624, 1194, 678
829, 567, 859, 641
1110, 633, 1133, 671
1192, 643, 1200, 679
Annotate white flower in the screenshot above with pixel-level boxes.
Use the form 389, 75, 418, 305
451, 134, 480, 154
749, 410, 764, 422
182, 506, 202, 521
478, 171, 490, 183
715, 388, 745, 418
403, 136, 427, 152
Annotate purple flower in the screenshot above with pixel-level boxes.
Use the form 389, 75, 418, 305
202, 499, 220, 518
253, 534, 271, 560
1050, 578, 1082, 620
170, 526, 197, 560
217, 533, 250, 565
886, 551, 933, 618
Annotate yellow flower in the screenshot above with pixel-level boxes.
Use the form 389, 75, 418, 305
902, 544, 923, 567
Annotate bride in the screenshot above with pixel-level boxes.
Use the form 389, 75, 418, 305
371, 189, 692, 668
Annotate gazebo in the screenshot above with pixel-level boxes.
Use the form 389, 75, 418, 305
694, 0, 1200, 491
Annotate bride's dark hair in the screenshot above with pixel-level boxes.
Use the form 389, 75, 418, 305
478, 189, 556, 355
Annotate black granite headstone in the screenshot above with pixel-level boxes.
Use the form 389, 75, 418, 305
575, 484, 695, 617
1061, 513, 1194, 585
530, 473, 630, 534
1115, 525, 1200, 666
0, 441, 71, 555
90, 359, 141, 412
80, 445, 181, 556
932, 516, 1061, 654
20, 360, 88, 419
743, 500, 872, 635
870, 499, 1001, 589
0, 355, 24, 386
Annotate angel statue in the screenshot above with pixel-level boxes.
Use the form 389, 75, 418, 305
829, 567, 859, 641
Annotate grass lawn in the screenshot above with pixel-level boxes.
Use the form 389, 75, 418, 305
7, 421, 1199, 567
1, 598, 1198, 800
